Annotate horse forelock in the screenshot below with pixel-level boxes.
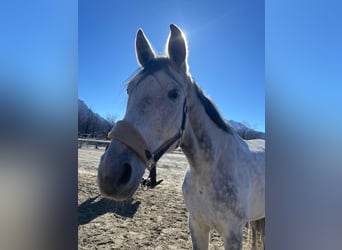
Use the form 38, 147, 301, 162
127, 57, 190, 93
141, 57, 170, 74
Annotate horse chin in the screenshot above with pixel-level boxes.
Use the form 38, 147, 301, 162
100, 176, 142, 202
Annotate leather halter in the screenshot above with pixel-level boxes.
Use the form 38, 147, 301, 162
108, 99, 188, 171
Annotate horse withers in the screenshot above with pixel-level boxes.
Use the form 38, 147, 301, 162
98, 24, 265, 250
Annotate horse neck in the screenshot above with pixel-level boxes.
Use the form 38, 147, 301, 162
180, 84, 242, 170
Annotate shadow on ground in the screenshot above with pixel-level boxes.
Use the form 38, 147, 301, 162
78, 195, 141, 225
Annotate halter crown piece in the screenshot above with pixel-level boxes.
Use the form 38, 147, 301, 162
108, 99, 188, 171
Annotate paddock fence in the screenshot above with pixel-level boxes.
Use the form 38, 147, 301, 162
78, 138, 110, 149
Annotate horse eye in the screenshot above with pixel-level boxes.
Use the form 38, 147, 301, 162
168, 89, 179, 100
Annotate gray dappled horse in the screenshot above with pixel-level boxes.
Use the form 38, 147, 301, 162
98, 24, 265, 250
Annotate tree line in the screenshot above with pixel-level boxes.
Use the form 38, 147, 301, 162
78, 99, 115, 139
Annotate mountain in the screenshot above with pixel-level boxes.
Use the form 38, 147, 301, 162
78, 99, 114, 139
78, 99, 264, 140
228, 120, 265, 140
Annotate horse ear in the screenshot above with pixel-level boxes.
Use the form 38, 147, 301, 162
136, 29, 155, 67
167, 24, 188, 71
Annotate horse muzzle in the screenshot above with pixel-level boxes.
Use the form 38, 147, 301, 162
97, 140, 145, 201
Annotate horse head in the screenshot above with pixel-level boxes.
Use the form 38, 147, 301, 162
98, 24, 191, 201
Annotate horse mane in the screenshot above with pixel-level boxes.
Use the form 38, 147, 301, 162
193, 83, 233, 134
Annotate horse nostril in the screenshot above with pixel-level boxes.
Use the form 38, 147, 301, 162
120, 163, 132, 185
104, 175, 113, 183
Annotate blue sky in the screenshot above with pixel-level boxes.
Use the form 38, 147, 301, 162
79, 0, 264, 131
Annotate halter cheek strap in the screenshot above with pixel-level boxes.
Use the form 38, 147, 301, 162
108, 99, 187, 171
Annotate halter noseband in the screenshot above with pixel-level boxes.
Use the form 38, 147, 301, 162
108, 99, 188, 171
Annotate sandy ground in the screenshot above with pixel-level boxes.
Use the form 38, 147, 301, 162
78, 146, 263, 249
